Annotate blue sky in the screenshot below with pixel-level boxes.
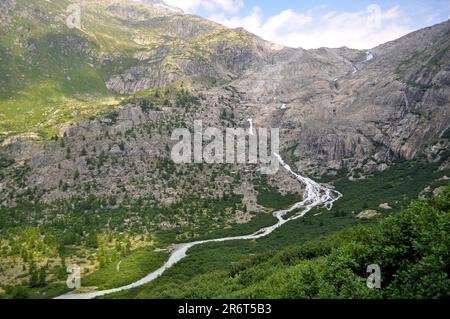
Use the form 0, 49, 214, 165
163, 0, 450, 49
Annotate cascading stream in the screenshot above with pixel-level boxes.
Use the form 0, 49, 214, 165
56, 127, 342, 299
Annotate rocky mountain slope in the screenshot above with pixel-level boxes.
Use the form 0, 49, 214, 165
0, 0, 275, 137
232, 19, 450, 175
0, 0, 449, 208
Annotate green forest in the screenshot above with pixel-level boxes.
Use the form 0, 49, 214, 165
1, 158, 448, 299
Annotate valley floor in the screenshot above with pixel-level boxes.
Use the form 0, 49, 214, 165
1, 157, 449, 299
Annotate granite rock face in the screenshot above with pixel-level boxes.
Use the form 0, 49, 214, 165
228, 20, 450, 175
105, 28, 275, 94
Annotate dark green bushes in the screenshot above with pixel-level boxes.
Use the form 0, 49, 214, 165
114, 185, 450, 299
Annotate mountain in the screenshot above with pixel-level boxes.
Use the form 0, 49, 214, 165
235, 19, 450, 175
0, 0, 274, 138
0, 0, 449, 205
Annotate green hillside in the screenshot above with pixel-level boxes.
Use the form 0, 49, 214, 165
0, 0, 263, 139
107, 184, 450, 299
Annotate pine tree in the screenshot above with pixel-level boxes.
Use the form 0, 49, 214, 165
28, 260, 38, 288
37, 265, 47, 287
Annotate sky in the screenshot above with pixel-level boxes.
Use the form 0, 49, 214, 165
163, 0, 450, 49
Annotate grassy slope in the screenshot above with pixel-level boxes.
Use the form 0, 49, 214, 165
0, 0, 257, 139
82, 247, 169, 290
105, 185, 450, 299
103, 158, 450, 298
0, 0, 133, 137
0, 157, 447, 299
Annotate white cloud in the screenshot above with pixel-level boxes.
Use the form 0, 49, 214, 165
210, 6, 312, 42
164, 0, 244, 14
209, 6, 264, 31
209, 5, 414, 49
